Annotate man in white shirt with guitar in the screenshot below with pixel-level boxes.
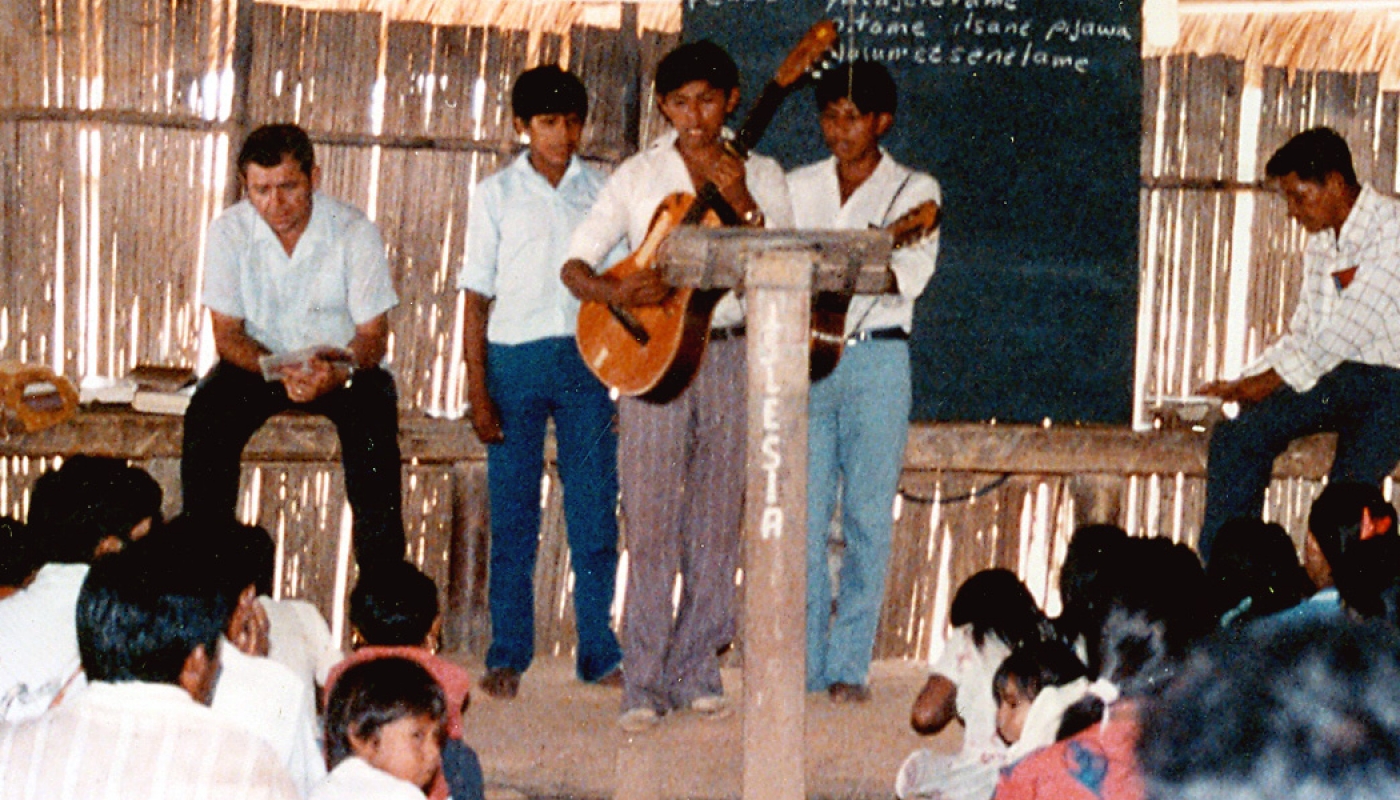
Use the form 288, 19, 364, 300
786, 60, 941, 703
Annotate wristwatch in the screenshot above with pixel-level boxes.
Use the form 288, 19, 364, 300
740, 207, 766, 228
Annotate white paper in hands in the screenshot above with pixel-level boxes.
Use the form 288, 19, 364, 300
258, 346, 355, 382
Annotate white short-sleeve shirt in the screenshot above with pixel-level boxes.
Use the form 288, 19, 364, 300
457, 153, 612, 344
202, 192, 399, 354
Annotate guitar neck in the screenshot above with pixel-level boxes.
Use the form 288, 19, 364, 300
685, 79, 795, 227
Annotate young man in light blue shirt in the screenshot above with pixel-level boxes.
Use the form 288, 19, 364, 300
458, 66, 622, 698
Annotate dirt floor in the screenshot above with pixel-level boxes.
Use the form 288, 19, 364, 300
457, 655, 961, 800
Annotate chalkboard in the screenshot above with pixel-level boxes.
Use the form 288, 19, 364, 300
684, 0, 1142, 423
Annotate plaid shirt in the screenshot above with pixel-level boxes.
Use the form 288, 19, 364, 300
1251, 186, 1400, 391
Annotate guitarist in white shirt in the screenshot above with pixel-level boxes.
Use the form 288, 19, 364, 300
561, 40, 794, 732
786, 61, 942, 703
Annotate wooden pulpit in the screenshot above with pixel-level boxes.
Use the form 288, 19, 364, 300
658, 226, 895, 800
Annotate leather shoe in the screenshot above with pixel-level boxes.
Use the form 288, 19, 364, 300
828, 682, 871, 703
480, 667, 521, 699
592, 666, 624, 688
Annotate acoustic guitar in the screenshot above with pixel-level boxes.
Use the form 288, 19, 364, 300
808, 198, 942, 381
575, 19, 838, 403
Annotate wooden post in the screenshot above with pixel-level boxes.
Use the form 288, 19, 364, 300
742, 250, 811, 800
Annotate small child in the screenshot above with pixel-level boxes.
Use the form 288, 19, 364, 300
897, 638, 1086, 800
314, 658, 446, 800
991, 640, 1088, 754
324, 561, 481, 800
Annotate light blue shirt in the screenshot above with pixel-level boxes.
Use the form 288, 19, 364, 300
201, 192, 398, 355
458, 153, 613, 344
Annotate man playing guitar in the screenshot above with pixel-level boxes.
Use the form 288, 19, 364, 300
560, 40, 793, 732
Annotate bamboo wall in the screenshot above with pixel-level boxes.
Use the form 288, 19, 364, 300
0, 0, 1389, 663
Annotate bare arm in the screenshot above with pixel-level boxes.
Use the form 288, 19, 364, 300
462, 290, 502, 444
560, 259, 671, 307
210, 309, 271, 374
910, 674, 958, 735
1197, 369, 1284, 405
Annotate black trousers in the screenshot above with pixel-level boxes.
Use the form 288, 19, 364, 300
180, 360, 406, 567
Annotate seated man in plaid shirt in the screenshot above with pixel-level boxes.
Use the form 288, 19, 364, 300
1198, 127, 1400, 563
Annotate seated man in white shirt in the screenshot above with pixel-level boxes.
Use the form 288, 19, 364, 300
0, 527, 298, 799
181, 123, 405, 572
0, 456, 163, 722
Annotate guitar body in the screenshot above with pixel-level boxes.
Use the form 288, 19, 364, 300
576, 193, 726, 403
809, 291, 851, 382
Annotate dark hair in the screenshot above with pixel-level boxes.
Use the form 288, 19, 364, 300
1207, 518, 1314, 623
234, 522, 277, 597
1055, 524, 1130, 648
655, 40, 739, 97
1140, 616, 1400, 800
1308, 481, 1394, 572
950, 568, 1049, 651
146, 515, 270, 610
1056, 537, 1215, 739
238, 123, 316, 178
76, 534, 231, 683
324, 657, 446, 769
28, 456, 163, 564
1265, 127, 1358, 187
992, 638, 1086, 705
349, 561, 440, 647
511, 64, 588, 123
0, 516, 35, 587
814, 60, 897, 116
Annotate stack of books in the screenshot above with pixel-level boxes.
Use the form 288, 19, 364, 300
79, 364, 197, 415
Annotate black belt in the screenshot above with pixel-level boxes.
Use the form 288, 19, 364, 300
848, 327, 909, 343
710, 325, 746, 341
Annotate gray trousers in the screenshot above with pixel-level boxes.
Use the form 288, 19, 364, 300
617, 337, 747, 713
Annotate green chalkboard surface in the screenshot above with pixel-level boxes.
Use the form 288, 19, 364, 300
683, 0, 1142, 423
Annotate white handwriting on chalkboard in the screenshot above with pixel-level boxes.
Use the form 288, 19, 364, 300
824, 0, 1019, 13
1044, 18, 1132, 42
829, 38, 1091, 73
959, 12, 1031, 37
834, 13, 928, 37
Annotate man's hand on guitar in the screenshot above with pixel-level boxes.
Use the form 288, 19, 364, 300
612, 270, 673, 307
702, 150, 762, 225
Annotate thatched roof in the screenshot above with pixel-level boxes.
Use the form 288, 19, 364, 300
265, 0, 681, 32
1150, 2, 1400, 89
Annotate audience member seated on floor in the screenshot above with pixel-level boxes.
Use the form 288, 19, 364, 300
905, 570, 1057, 778
325, 561, 482, 800
314, 658, 447, 800
1306, 482, 1400, 624
233, 520, 343, 690
897, 638, 1087, 800
153, 516, 325, 796
0, 531, 298, 798
0, 516, 33, 600
1139, 616, 1400, 800
1053, 524, 1130, 667
1206, 518, 1316, 626
1278, 480, 1398, 623
992, 537, 1216, 800
0, 456, 163, 722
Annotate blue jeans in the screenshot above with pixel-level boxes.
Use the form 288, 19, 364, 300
483, 337, 622, 682
806, 339, 911, 690
1201, 361, 1400, 562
